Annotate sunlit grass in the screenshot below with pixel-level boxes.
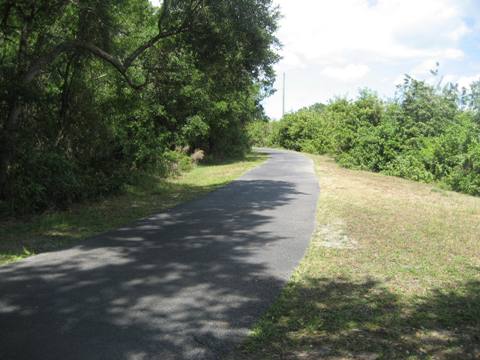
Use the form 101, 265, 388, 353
237, 154, 480, 360
0, 153, 267, 265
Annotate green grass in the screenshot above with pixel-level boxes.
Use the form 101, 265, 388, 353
0, 153, 267, 265
235, 155, 480, 360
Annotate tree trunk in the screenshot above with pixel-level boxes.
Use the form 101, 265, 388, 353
0, 101, 20, 198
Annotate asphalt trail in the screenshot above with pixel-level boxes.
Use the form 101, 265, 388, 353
0, 148, 319, 360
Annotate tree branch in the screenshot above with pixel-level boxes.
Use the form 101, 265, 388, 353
21, 0, 204, 89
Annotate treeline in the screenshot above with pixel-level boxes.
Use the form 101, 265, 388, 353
0, 0, 279, 215
249, 76, 480, 196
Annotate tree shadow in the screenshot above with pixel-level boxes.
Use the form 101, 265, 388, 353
0, 179, 316, 360
0, 176, 261, 260
201, 152, 268, 166
240, 276, 480, 359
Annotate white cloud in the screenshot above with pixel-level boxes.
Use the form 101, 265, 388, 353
443, 74, 480, 88
321, 64, 370, 82
264, 0, 477, 118
457, 75, 480, 88
448, 23, 471, 41
393, 74, 406, 86
442, 48, 465, 60
411, 59, 439, 77
275, 0, 468, 68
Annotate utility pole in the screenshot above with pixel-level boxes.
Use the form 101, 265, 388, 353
282, 72, 286, 117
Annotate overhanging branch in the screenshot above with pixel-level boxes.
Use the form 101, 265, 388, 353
21, 0, 202, 89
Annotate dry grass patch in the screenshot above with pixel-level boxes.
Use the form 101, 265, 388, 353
237, 155, 480, 360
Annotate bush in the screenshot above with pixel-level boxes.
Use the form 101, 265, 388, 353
266, 76, 480, 197
6, 152, 82, 214
446, 143, 480, 195
181, 115, 210, 150
383, 154, 434, 182
247, 120, 277, 147
163, 150, 194, 176
274, 110, 333, 153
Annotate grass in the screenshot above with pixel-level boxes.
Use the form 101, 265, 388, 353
236, 155, 480, 360
0, 153, 267, 265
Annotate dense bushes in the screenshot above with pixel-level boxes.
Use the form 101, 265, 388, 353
246, 120, 278, 147
0, 0, 279, 215
250, 77, 480, 196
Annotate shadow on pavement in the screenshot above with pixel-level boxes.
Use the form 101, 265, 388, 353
1, 179, 308, 360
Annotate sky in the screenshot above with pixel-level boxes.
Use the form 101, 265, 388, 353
264, 0, 480, 119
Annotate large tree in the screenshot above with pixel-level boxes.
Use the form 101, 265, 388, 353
0, 0, 279, 212
0, 0, 204, 195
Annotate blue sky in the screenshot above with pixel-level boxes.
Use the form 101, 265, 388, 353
264, 0, 480, 118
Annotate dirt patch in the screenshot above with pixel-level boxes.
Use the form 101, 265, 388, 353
315, 219, 358, 249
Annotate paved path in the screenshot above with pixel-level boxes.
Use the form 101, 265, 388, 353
0, 149, 319, 360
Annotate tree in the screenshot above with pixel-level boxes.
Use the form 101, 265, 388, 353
0, 0, 280, 213
0, 0, 202, 197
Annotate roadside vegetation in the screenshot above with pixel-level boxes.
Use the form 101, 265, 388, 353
4, 2, 479, 357
0, 152, 266, 265
248, 74, 480, 197
237, 155, 480, 359
0, 0, 279, 216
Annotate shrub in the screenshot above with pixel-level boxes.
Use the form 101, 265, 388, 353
6, 152, 82, 214
181, 115, 210, 150
274, 110, 333, 153
383, 154, 434, 182
247, 120, 272, 147
267, 76, 480, 197
445, 143, 480, 195
163, 150, 194, 175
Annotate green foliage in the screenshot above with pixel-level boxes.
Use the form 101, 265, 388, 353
181, 115, 210, 150
247, 118, 284, 148
383, 153, 435, 182
0, 0, 280, 215
268, 76, 480, 196
446, 143, 480, 196
163, 150, 195, 175
247, 120, 271, 147
8, 152, 82, 213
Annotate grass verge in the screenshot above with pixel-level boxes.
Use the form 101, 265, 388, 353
237, 155, 480, 360
0, 153, 267, 265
